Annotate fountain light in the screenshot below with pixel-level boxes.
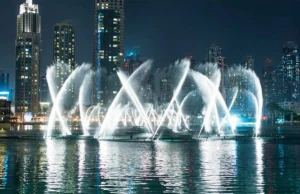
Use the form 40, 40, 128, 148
45, 59, 263, 139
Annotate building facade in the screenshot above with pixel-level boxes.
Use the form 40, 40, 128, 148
204, 44, 226, 98
15, 0, 41, 118
262, 59, 275, 106
281, 41, 300, 102
39, 75, 50, 116
154, 69, 172, 106
0, 71, 9, 91
0, 100, 12, 123
204, 44, 223, 64
94, 0, 124, 105
53, 21, 75, 109
39, 75, 49, 103
0, 71, 12, 102
243, 56, 254, 70
278, 102, 300, 115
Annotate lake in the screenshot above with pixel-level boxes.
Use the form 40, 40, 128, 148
0, 139, 300, 193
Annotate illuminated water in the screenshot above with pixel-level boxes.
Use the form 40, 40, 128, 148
46, 60, 263, 139
0, 139, 300, 193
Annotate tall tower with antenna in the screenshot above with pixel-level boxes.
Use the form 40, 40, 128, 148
15, 0, 41, 120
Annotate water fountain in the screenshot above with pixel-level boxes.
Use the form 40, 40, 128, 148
45, 58, 263, 140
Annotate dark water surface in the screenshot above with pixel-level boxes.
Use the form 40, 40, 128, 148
0, 139, 300, 193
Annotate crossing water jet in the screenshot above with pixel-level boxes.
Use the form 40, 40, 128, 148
44, 59, 263, 139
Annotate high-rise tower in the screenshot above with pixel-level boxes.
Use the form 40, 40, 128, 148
94, 0, 124, 105
53, 21, 75, 109
243, 56, 255, 70
15, 0, 41, 119
204, 44, 226, 98
281, 41, 300, 102
53, 22, 75, 72
262, 58, 276, 106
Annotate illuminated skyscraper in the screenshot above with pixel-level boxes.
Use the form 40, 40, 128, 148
94, 0, 124, 105
15, 0, 41, 118
39, 75, 49, 103
0, 71, 11, 101
0, 71, 9, 91
281, 41, 300, 102
262, 59, 279, 105
204, 44, 226, 98
204, 44, 223, 64
243, 56, 254, 70
53, 21, 75, 109
39, 75, 49, 115
53, 22, 75, 73
154, 69, 172, 105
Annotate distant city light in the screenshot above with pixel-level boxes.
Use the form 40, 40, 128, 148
0, 91, 10, 101
276, 118, 285, 124
24, 112, 33, 122
40, 102, 50, 106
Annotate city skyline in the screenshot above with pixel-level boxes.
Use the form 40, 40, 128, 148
1, 0, 300, 88
0, 2, 300, 193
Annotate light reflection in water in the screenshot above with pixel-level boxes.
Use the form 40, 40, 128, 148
19, 154, 30, 193
24, 125, 33, 131
154, 142, 186, 193
0, 140, 300, 193
46, 139, 66, 192
200, 141, 237, 193
78, 140, 86, 193
255, 139, 264, 193
128, 162, 135, 193
278, 144, 284, 176
99, 141, 141, 193
0, 144, 7, 189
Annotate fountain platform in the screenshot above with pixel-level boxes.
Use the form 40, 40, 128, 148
54, 135, 96, 140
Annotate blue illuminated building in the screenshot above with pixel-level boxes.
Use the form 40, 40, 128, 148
0, 71, 12, 101
0, 72, 9, 91
93, 0, 124, 106
0, 71, 12, 122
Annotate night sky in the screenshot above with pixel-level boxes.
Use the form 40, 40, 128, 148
1, 0, 300, 87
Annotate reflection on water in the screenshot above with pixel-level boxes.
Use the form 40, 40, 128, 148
46, 140, 66, 192
255, 139, 264, 193
0, 139, 300, 193
200, 141, 238, 193
0, 124, 82, 137
0, 144, 8, 188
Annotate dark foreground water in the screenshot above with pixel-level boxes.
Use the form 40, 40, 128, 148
0, 139, 300, 193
